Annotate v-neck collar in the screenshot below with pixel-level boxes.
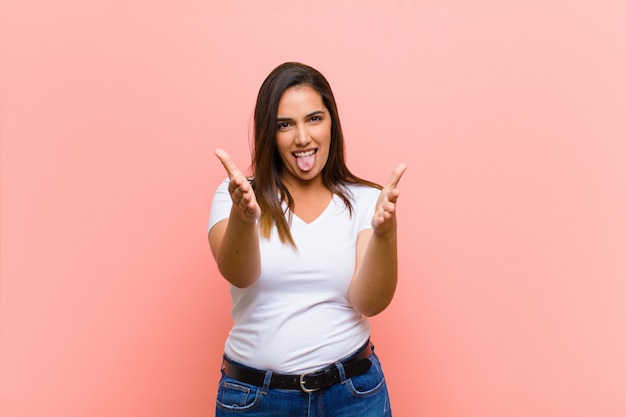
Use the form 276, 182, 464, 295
285, 194, 336, 227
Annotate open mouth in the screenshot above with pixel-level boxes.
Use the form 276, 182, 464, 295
293, 148, 317, 171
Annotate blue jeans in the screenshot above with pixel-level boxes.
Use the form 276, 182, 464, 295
215, 346, 392, 416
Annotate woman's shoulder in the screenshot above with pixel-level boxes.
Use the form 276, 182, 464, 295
342, 182, 380, 205
344, 182, 380, 195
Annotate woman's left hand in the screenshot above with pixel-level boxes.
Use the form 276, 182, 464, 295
371, 163, 407, 235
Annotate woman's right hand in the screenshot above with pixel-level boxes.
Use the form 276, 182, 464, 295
214, 148, 261, 222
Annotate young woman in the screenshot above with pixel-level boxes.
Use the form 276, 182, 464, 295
208, 62, 406, 416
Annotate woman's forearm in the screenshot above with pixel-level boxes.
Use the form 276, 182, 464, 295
349, 230, 398, 317
212, 208, 261, 288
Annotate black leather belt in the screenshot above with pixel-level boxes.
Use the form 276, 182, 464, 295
222, 341, 373, 393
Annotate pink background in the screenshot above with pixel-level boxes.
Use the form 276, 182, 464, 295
2, 1, 625, 416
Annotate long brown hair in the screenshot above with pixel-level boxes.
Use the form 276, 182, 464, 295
251, 62, 381, 248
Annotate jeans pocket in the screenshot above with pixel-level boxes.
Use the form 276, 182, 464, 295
347, 354, 386, 397
216, 374, 261, 412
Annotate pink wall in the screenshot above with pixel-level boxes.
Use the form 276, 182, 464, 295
1, 1, 625, 416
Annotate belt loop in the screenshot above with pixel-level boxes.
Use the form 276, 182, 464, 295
335, 360, 347, 383
261, 369, 273, 395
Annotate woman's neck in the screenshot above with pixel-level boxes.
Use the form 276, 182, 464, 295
281, 177, 333, 223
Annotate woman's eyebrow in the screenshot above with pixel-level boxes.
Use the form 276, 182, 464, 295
276, 110, 325, 122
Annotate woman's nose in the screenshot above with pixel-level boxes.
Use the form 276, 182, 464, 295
294, 127, 311, 146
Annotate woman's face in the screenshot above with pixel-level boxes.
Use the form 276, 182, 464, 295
275, 85, 332, 186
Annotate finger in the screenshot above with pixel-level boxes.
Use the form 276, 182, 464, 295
382, 199, 397, 214
229, 176, 250, 194
385, 163, 407, 189
214, 148, 244, 179
385, 187, 401, 204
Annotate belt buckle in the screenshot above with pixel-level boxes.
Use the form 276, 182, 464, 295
299, 372, 320, 393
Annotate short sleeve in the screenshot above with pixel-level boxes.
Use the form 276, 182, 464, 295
208, 178, 232, 232
353, 185, 380, 233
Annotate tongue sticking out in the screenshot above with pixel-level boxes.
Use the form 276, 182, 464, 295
296, 153, 315, 171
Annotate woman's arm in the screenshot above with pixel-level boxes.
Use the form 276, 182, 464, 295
208, 148, 262, 288
349, 163, 406, 316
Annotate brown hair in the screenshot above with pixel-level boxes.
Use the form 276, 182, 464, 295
251, 62, 381, 248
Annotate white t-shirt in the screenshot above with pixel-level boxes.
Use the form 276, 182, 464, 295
209, 178, 380, 373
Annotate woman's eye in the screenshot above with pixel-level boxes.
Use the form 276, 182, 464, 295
278, 122, 291, 130
310, 116, 321, 122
